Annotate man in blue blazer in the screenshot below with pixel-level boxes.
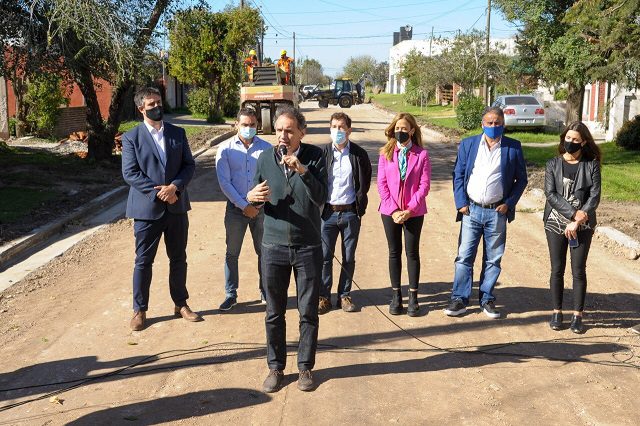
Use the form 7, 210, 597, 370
122, 87, 202, 331
445, 107, 527, 319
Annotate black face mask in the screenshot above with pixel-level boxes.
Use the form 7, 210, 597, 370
395, 131, 410, 144
145, 106, 163, 122
564, 141, 582, 154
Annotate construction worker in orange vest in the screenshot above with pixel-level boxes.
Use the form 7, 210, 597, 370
277, 49, 292, 85
244, 49, 259, 82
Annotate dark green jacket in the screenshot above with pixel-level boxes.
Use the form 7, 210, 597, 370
254, 143, 328, 246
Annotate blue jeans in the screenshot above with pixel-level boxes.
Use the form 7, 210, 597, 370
320, 210, 361, 299
262, 243, 321, 371
224, 201, 264, 299
452, 203, 507, 306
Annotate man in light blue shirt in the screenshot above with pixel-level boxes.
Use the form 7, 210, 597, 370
215, 108, 272, 310
318, 112, 372, 314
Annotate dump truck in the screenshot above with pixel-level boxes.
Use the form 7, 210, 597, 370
239, 65, 299, 135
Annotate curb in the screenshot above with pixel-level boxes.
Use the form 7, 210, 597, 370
0, 186, 128, 269
0, 130, 237, 271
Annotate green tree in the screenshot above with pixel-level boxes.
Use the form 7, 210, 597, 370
398, 49, 445, 105
25, 74, 69, 137
168, 6, 262, 122
372, 61, 389, 91
342, 55, 378, 80
565, 0, 640, 88
44, 0, 172, 159
494, 0, 600, 123
295, 58, 326, 86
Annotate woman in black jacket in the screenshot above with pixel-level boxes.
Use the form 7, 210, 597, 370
543, 121, 601, 333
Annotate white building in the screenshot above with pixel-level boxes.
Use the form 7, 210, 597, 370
387, 37, 517, 95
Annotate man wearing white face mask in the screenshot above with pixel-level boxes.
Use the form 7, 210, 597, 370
215, 108, 272, 310
318, 112, 372, 314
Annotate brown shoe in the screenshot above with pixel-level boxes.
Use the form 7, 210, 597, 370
174, 305, 203, 322
318, 296, 332, 315
339, 296, 357, 312
297, 370, 315, 391
263, 369, 284, 393
130, 311, 146, 331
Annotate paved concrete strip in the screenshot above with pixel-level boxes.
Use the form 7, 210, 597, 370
596, 226, 640, 250
0, 186, 128, 270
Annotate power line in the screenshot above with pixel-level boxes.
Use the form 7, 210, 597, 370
265, 0, 462, 15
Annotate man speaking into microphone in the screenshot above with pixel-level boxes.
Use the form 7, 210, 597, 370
247, 107, 327, 393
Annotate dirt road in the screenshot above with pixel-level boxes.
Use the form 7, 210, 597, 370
1, 103, 639, 425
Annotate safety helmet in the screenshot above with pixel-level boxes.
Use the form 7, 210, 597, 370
280, 49, 287, 56
249, 49, 256, 55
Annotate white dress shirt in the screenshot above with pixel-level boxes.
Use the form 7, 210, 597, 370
466, 135, 503, 205
328, 142, 355, 205
144, 121, 166, 166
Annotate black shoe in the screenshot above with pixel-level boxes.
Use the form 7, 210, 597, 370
297, 370, 315, 392
481, 301, 500, 319
444, 299, 467, 317
262, 369, 284, 393
389, 289, 403, 315
549, 312, 563, 330
219, 296, 237, 311
570, 315, 584, 334
407, 290, 419, 317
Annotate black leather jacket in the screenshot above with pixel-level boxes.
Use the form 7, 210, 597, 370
321, 141, 373, 218
543, 156, 601, 228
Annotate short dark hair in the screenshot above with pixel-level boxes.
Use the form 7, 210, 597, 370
134, 87, 162, 108
330, 112, 352, 128
483, 106, 505, 120
237, 107, 258, 121
274, 106, 306, 131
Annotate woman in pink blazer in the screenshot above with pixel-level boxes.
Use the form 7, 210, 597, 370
377, 112, 431, 317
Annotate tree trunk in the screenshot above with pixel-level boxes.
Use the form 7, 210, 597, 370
13, 75, 28, 138
566, 82, 585, 124
76, 68, 112, 160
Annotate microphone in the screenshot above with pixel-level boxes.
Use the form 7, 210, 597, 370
278, 144, 288, 175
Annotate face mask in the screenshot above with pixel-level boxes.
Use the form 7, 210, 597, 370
564, 140, 583, 154
239, 126, 257, 140
145, 106, 163, 122
331, 128, 347, 145
483, 125, 504, 139
394, 131, 410, 144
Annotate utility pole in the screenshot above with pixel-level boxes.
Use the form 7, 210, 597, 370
484, 0, 491, 105
429, 26, 434, 56
240, 0, 244, 7
293, 32, 296, 85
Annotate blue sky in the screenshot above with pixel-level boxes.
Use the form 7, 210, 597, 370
209, 0, 519, 77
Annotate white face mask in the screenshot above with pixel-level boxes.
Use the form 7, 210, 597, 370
239, 126, 257, 140
330, 128, 347, 145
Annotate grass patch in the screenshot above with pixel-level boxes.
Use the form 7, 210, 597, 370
0, 187, 57, 223
369, 93, 455, 121
0, 146, 86, 169
523, 142, 640, 202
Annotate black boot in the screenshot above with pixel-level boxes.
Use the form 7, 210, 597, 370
407, 290, 419, 317
389, 288, 403, 315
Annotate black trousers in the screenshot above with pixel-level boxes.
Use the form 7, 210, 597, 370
262, 243, 322, 371
132, 211, 189, 312
545, 228, 593, 312
381, 214, 424, 291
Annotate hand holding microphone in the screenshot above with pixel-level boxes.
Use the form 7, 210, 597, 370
279, 144, 307, 175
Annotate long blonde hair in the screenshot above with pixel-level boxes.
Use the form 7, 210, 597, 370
380, 113, 423, 161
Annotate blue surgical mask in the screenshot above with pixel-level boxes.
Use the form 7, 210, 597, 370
483, 125, 504, 139
331, 128, 347, 145
239, 126, 257, 140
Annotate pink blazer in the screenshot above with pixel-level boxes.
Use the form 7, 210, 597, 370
377, 144, 431, 217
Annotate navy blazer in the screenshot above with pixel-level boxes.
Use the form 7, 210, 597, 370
452, 134, 528, 223
121, 122, 195, 220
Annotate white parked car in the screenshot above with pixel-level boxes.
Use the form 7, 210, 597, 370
492, 95, 546, 129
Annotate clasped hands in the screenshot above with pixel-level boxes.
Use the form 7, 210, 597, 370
392, 209, 411, 224
155, 184, 178, 204
565, 209, 589, 239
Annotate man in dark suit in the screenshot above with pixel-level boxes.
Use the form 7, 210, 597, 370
444, 106, 528, 319
122, 87, 202, 331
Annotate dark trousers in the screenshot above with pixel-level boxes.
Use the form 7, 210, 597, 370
381, 214, 424, 290
320, 210, 361, 299
262, 243, 321, 371
132, 211, 189, 312
545, 228, 594, 312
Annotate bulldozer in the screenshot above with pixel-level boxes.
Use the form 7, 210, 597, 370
239, 65, 299, 135
314, 77, 365, 109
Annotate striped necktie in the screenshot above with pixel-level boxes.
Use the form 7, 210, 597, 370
399, 146, 408, 181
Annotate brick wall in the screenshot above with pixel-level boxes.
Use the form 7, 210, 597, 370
52, 106, 87, 138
